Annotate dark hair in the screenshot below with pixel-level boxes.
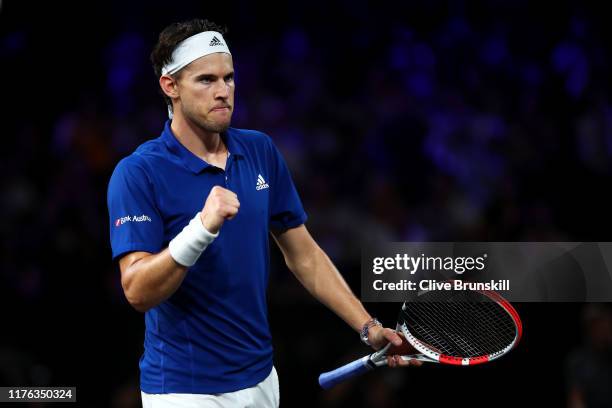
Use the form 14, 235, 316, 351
150, 19, 228, 111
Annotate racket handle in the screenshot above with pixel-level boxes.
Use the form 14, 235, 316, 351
319, 356, 374, 389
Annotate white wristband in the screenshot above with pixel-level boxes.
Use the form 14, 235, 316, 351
168, 212, 219, 267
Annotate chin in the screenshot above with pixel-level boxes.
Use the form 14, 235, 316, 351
194, 117, 231, 133
216, 123, 231, 133
208, 121, 231, 133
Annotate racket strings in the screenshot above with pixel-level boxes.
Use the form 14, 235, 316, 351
407, 303, 508, 357
427, 298, 514, 355
402, 290, 517, 358
445, 301, 514, 354
410, 299, 514, 356
413, 302, 494, 356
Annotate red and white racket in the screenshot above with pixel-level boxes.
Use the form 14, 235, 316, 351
319, 286, 522, 389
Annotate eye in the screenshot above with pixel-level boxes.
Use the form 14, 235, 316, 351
224, 74, 234, 83
196, 75, 214, 84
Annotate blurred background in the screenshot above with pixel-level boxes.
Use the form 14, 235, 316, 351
1, 0, 612, 406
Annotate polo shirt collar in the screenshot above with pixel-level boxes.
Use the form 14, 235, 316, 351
161, 120, 244, 174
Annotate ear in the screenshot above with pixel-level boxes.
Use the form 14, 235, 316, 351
159, 75, 179, 99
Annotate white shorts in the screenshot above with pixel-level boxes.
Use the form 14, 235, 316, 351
141, 366, 280, 408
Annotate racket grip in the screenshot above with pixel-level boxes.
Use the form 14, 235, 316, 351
319, 356, 373, 389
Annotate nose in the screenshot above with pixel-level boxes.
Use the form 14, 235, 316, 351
214, 79, 230, 100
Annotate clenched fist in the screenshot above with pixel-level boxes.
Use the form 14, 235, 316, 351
200, 186, 240, 234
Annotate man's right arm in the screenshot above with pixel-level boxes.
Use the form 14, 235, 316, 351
119, 249, 188, 313
117, 185, 240, 312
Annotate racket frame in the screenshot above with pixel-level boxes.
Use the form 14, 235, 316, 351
398, 288, 523, 366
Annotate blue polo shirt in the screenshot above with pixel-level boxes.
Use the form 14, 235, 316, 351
107, 120, 307, 394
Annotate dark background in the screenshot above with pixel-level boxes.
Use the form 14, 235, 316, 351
1, 1, 611, 406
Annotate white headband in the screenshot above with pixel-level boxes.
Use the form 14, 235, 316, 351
161, 31, 231, 76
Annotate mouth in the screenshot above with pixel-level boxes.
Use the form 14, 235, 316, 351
210, 106, 231, 113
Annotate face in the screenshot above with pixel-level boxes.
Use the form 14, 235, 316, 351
173, 52, 235, 133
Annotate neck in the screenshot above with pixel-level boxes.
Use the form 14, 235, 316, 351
170, 111, 227, 159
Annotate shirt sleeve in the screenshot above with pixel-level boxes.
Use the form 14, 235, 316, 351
107, 156, 164, 260
268, 140, 308, 230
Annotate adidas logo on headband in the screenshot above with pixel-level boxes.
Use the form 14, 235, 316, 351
209, 36, 223, 46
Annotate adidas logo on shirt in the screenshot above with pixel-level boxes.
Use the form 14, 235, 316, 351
209, 36, 224, 46
256, 174, 270, 191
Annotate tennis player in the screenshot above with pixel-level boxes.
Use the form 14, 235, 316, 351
107, 18, 418, 408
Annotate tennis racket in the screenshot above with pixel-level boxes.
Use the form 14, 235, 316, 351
319, 285, 522, 389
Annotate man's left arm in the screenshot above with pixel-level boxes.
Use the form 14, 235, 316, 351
272, 224, 419, 367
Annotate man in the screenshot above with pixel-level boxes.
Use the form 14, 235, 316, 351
107, 19, 417, 408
